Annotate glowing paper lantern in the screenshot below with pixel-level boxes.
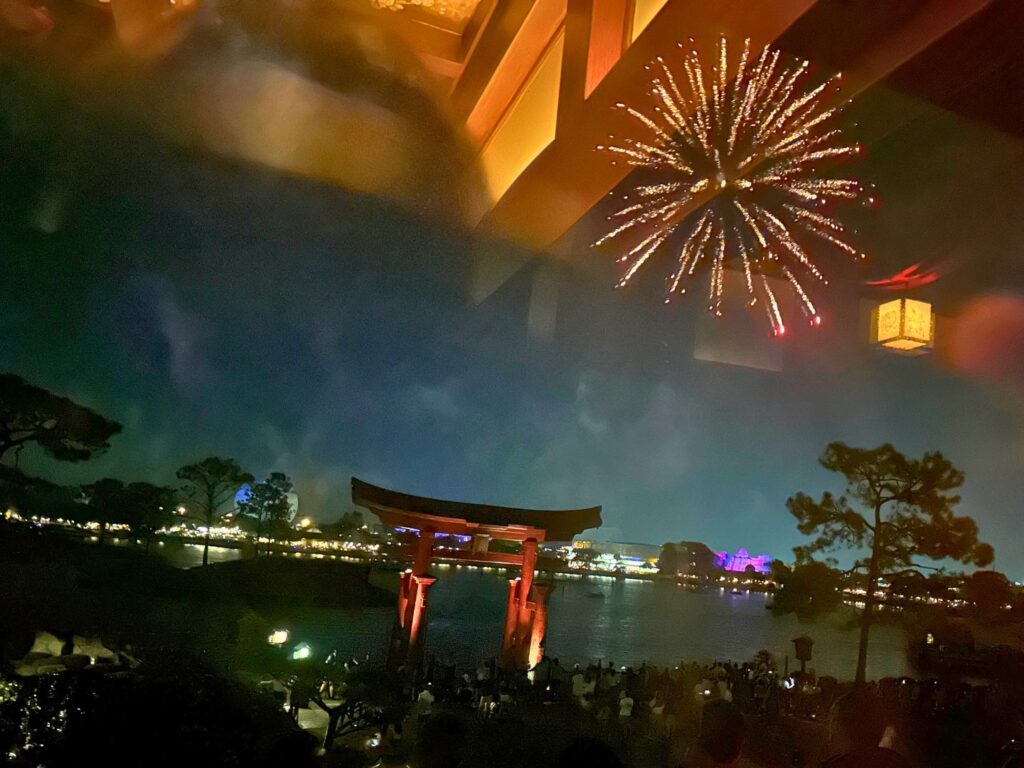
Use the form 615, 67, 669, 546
871, 298, 934, 353
267, 629, 289, 646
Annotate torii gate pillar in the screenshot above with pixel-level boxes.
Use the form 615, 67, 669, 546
500, 537, 552, 669
388, 527, 436, 671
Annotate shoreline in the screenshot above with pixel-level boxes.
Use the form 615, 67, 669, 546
4, 525, 1012, 683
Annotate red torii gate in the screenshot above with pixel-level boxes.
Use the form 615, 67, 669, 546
352, 477, 601, 670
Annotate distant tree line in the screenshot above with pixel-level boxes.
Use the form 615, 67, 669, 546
0, 372, 361, 565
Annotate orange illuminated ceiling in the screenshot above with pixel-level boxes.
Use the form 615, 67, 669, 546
63, 0, 1022, 254
353, 0, 500, 81
372, 0, 484, 29
371, 0, 1015, 257
365, 0, 578, 205
477, 0, 1001, 251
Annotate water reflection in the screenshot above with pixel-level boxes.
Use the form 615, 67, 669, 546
157, 541, 244, 568
161, 547, 910, 678
429, 571, 911, 679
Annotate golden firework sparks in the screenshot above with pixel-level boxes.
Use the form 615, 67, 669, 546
595, 37, 874, 336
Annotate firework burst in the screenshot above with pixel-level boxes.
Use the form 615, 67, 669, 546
594, 36, 873, 336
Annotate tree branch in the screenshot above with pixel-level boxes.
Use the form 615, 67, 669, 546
908, 561, 944, 573
0, 434, 35, 455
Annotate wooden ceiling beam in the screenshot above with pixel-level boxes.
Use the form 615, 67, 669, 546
477, 0, 995, 251
476, 0, 819, 248
449, 0, 542, 122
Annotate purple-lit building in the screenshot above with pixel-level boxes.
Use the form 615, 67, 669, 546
715, 548, 773, 575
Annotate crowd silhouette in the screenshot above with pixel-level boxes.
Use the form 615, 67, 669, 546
299, 650, 1024, 768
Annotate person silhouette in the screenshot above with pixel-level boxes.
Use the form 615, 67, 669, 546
820, 691, 910, 768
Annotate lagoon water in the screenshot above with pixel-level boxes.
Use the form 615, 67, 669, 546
426, 568, 912, 679
165, 545, 912, 679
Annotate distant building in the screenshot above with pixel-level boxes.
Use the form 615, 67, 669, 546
590, 541, 661, 562
234, 484, 251, 508
553, 539, 771, 577
674, 541, 720, 577
715, 548, 773, 575
542, 540, 660, 574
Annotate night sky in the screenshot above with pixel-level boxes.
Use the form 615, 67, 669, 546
2, 7, 1024, 575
